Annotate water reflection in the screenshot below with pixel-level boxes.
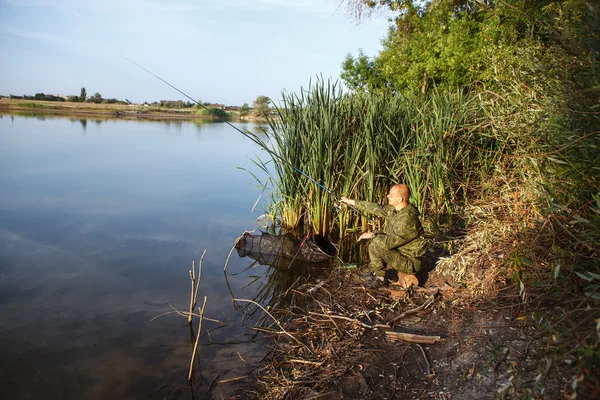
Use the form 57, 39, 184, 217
228, 229, 335, 322
1, 110, 273, 139
0, 112, 280, 399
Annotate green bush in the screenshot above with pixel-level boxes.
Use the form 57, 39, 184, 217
195, 107, 226, 118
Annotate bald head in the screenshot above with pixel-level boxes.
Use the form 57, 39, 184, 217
393, 184, 410, 200
387, 184, 410, 209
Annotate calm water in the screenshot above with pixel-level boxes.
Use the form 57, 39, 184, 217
0, 113, 285, 399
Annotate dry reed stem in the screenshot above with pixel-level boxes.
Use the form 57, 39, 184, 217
223, 233, 251, 312
188, 296, 207, 381
307, 290, 439, 331
308, 312, 390, 330
234, 298, 312, 353
286, 359, 324, 366
218, 376, 248, 384
188, 261, 195, 324
307, 281, 325, 294
207, 372, 221, 392
187, 251, 205, 324
387, 289, 439, 325
194, 251, 205, 304
149, 307, 225, 326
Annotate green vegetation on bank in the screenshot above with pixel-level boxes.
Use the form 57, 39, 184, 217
14, 102, 54, 109
246, 0, 599, 396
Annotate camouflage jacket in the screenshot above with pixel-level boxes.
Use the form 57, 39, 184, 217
355, 201, 427, 259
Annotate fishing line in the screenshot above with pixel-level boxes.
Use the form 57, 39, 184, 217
123, 56, 375, 225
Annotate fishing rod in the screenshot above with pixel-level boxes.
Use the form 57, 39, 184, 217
123, 56, 376, 225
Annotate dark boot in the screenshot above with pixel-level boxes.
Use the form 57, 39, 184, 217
361, 271, 388, 289
385, 269, 399, 282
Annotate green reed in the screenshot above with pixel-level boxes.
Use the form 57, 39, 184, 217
244, 77, 596, 245
15, 102, 54, 109
240, 80, 468, 235
243, 79, 501, 238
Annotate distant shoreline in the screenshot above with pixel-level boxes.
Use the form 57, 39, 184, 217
0, 99, 267, 122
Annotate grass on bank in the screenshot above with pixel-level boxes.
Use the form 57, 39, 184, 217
14, 102, 55, 109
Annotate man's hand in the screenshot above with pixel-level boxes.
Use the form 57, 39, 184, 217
339, 197, 356, 207
358, 231, 374, 240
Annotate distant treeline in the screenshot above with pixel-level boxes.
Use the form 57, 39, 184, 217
10, 93, 66, 102
5, 90, 271, 118
9, 93, 128, 105
159, 100, 197, 108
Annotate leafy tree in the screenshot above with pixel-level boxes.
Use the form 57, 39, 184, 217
340, 1, 599, 94
239, 103, 250, 117
31, 93, 65, 101
252, 95, 271, 117
90, 93, 103, 103
341, 48, 388, 92
80, 87, 87, 102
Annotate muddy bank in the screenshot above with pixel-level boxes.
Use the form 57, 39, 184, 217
235, 262, 586, 399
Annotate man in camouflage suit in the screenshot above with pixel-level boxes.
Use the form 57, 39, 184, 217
340, 184, 426, 288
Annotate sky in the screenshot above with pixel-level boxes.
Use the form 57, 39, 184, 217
0, 0, 390, 106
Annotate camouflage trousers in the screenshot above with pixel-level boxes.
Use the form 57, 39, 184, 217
368, 241, 421, 277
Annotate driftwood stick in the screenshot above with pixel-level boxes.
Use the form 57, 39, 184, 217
385, 331, 441, 344
188, 296, 207, 381
387, 288, 439, 325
